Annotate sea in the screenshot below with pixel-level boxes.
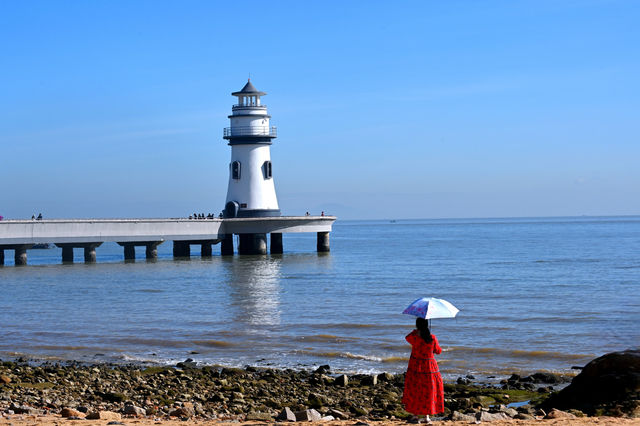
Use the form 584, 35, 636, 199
1, 216, 639, 382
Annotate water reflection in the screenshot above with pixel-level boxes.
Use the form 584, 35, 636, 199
224, 256, 282, 326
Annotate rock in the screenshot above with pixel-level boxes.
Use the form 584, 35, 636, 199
276, 407, 296, 422
334, 374, 348, 387
502, 407, 518, 417
470, 395, 495, 407
177, 358, 197, 369
514, 413, 535, 420
295, 408, 322, 422
529, 371, 564, 383
308, 392, 328, 408
350, 405, 369, 416
86, 410, 122, 420
169, 406, 194, 418
9, 403, 40, 415
363, 374, 378, 386
378, 372, 394, 382
568, 409, 586, 417
0, 375, 11, 384
476, 411, 510, 421
314, 365, 330, 375
123, 404, 146, 416
60, 407, 84, 418
542, 349, 640, 416
321, 415, 335, 421
328, 408, 349, 419
246, 411, 272, 421
450, 410, 475, 422
545, 408, 577, 419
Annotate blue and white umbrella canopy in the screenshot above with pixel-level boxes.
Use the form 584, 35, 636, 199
402, 297, 460, 319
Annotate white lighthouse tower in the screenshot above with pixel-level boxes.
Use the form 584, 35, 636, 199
223, 80, 280, 218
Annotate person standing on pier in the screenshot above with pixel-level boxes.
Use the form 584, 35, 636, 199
402, 317, 444, 423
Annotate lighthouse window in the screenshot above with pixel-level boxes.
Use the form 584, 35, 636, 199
262, 161, 272, 179
231, 161, 241, 179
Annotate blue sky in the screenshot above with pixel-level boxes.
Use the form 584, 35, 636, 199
1, 0, 638, 219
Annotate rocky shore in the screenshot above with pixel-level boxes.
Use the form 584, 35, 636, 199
1, 350, 638, 423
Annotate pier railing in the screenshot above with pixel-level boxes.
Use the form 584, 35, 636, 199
223, 126, 277, 138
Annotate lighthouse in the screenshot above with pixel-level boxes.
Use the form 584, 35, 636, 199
223, 80, 280, 219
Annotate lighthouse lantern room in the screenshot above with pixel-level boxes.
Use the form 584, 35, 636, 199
223, 80, 280, 218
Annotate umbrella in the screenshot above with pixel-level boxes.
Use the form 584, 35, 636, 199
402, 297, 459, 319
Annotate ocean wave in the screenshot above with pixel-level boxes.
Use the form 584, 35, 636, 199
295, 334, 356, 343
192, 340, 236, 348
446, 346, 593, 361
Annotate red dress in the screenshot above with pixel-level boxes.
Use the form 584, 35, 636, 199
402, 330, 444, 415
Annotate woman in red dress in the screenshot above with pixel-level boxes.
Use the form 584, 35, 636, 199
402, 317, 444, 423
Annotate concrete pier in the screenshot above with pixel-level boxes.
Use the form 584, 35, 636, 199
122, 243, 136, 261
0, 245, 33, 266
0, 216, 335, 265
221, 234, 234, 256
238, 233, 267, 255
145, 242, 162, 260
173, 241, 190, 258
201, 243, 212, 257
61, 245, 74, 263
270, 233, 283, 254
84, 243, 101, 263
15, 246, 28, 266
317, 232, 330, 252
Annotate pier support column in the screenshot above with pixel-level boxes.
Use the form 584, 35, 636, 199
270, 233, 283, 254
201, 243, 212, 257
221, 234, 234, 256
238, 233, 267, 255
0, 249, 4, 266
173, 241, 190, 258
145, 242, 162, 260
62, 246, 74, 263
317, 232, 330, 252
83, 243, 102, 263
123, 244, 136, 261
14, 247, 28, 266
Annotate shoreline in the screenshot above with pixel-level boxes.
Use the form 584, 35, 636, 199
1, 358, 612, 425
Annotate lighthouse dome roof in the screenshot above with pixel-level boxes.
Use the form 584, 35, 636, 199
232, 79, 266, 96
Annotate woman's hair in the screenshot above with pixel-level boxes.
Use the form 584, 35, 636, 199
416, 317, 433, 343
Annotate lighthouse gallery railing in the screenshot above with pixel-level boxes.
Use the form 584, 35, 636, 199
224, 126, 277, 138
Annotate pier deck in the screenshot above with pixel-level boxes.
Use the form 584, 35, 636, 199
0, 216, 336, 265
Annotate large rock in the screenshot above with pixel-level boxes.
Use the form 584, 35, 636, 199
476, 411, 510, 421
334, 374, 349, 387
246, 411, 272, 421
276, 407, 296, 422
450, 411, 475, 422
295, 408, 322, 421
123, 404, 146, 416
542, 349, 640, 416
60, 407, 85, 418
545, 408, 577, 419
86, 410, 121, 420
